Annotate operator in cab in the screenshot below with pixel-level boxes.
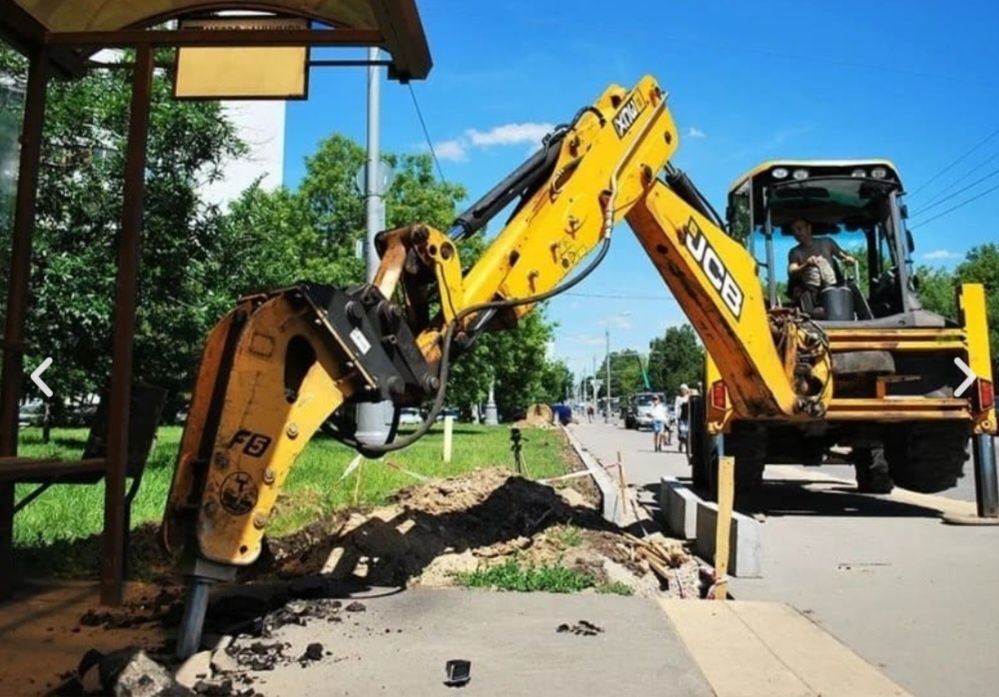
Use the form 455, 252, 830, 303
787, 218, 856, 311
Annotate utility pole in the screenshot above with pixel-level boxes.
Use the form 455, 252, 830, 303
592, 354, 597, 409
605, 328, 611, 422
356, 46, 390, 445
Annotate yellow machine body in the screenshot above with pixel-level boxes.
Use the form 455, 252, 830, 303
163, 75, 995, 576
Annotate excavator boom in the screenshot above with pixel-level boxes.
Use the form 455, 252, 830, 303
164, 74, 991, 656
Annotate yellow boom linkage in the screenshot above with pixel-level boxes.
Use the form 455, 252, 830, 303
164, 75, 994, 656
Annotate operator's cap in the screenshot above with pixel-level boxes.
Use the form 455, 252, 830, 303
680, 383, 689, 390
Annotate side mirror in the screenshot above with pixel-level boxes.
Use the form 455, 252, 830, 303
900, 204, 909, 219
906, 229, 915, 255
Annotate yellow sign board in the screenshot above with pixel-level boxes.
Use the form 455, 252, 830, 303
174, 18, 309, 100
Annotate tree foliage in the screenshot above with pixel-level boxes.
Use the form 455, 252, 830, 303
221, 133, 566, 419
0, 47, 245, 413
594, 350, 647, 401
0, 45, 597, 424
647, 325, 704, 397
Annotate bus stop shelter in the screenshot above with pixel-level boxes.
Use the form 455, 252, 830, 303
0, 0, 430, 605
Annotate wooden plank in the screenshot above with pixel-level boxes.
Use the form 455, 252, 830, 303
659, 599, 912, 697
658, 599, 812, 697
0, 458, 106, 482
714, 455, 734, 599
728, 602, 911, 697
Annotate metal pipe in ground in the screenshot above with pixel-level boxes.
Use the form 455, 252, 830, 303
974, 434, 998, 518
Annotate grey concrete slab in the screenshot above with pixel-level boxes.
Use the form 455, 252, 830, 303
695, 500, 764, 578
661, 476, 699, 539
561, 424, 621, 524
569, 421, 999, 697
255, 588, 714, 697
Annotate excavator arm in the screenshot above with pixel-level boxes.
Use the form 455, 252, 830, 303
164, 75, 831, 655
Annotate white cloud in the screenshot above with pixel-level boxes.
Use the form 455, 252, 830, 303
921, 249, 960, 260
428, 121, 555, 163
467, 122, 555, 147
434, 139, 467, 162
686, 126, 707, 139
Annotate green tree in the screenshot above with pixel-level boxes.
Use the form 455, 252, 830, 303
595, 350, 646, 400
0, 47, 245, 414
647, 324, 704, 396
914, 265, 957, 317
222, 132, 564, 420
538, 359, 573, 403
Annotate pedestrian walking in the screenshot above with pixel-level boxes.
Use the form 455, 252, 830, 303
650, 395, 668, 452
674, 384, 691, 453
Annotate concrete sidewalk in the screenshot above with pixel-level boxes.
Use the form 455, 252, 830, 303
247, 588, 714, 697
255, 587, 911, 697
568, 420, 999, 697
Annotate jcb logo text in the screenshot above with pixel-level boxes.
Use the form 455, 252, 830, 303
684, 218, 744, 318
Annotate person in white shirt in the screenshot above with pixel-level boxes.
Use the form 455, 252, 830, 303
650, 395, 669, 452
674, 384, 691, 453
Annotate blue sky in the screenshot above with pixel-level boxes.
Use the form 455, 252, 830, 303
284, 0, 999, 380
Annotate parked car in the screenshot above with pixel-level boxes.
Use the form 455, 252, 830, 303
18, 400, 45, 428
435, 406, 461, 422
623, 392, 665, 430
398, 407, 423, 425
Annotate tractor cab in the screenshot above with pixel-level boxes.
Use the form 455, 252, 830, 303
726, 160, 943, 327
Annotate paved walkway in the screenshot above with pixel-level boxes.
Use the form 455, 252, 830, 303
259, 588, 713, 697
568, 420, 999, 697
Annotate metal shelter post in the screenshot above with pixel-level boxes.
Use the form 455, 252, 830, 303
0, 46, 49, 598
100, 44, 154, 605
356, 45, 390, 444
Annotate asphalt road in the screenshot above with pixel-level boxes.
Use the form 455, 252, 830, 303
569, 419, 999, 697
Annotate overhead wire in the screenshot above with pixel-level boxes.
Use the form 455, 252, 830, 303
564, 291, 668, 301
908, 125, 999, 197
910, 180, 999, 229
407, 83, 448, 185
910, 166, 999, 219
912, 149, 999, 211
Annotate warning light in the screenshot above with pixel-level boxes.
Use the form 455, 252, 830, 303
710, 380, 727, 411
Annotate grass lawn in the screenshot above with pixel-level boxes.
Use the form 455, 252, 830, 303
14, 422, 573, 548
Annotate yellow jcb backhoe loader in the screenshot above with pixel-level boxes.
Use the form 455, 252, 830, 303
689, 160, 996, 498
161, 75, 996, 656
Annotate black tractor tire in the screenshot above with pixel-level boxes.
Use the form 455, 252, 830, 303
689, 400, 766, 499
853, 447, 894, 494
688, 396, 712, 491
726, 422, 767, 491
885, 422, 969, 494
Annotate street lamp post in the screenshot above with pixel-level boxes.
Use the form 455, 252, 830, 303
355, 46, 393, 445
605, 328, 612, 422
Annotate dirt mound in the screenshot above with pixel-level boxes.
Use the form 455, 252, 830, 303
263, 468, 700, 598
516, 404, 554, 428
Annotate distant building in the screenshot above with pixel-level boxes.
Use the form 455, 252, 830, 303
202, 100, 286, 208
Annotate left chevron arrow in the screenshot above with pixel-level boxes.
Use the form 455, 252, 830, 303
30, 357, 53, 398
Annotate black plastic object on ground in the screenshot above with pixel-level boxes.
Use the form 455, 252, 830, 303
444, 659, 472, 687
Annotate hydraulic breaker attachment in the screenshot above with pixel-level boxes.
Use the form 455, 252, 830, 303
163, 282, 435, 656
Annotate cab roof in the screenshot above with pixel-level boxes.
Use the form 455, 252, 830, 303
729, 159, 901, 195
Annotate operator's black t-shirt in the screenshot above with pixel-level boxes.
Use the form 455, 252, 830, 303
788, 237, 842, 288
